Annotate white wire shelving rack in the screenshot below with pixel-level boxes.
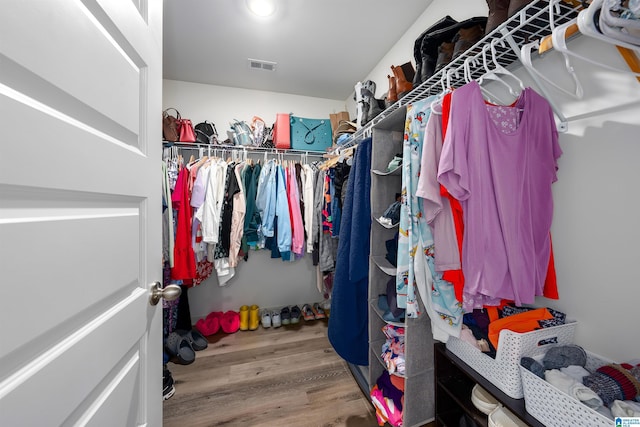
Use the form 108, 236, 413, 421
340, 0, 582, 152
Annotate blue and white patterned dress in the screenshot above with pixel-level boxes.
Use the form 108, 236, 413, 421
395, 97, 463, 337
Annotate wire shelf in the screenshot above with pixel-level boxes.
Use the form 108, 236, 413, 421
343, 0, 582, 149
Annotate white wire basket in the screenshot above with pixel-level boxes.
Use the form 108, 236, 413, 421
520, 352, 613, 427
446, 322, 577, 399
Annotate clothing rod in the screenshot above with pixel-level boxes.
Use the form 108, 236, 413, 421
162, 141, 326, 157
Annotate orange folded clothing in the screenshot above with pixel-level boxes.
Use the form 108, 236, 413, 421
488, 308, 554, 350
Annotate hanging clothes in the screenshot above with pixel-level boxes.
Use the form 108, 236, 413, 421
395, 99, 435, 318
302, 164, 316, 254
195, 158, 227, 245
416, 98, 461, 274
213, 162, 236, 285
328, 137, 372, 366
256, 159, 277, 240
171, 166, 197, 281
275, 163, 292, 261
413, 96, 464, 341
162, 161, 174, 268
229, 162, 246, 267
288, 164, 305, 256
243, 162, 262, 251
437, 81, 561, 309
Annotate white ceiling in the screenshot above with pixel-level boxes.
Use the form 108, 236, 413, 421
163, 0, 433, 101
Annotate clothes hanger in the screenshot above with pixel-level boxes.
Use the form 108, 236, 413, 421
464, 56, 510, 104
555, 17, 640, 73
539, 0, 582, 55
521, 40, 584, 98
489, 38, 526, 94
445, 67, 459, 89
478, 44, 521, 97
577, 0, 640, 52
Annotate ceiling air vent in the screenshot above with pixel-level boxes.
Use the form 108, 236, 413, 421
248, 58, 277, 72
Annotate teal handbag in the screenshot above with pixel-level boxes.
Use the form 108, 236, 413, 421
290, 115, 333, 152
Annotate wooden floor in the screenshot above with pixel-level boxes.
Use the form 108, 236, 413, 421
163, 319, 380, 427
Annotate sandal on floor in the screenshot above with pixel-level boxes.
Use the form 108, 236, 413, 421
311, 303, 326, 320
165, 331, 195, 365
301, 304, 315, 321
290, 305, 302, 324
176, 328, 208, 351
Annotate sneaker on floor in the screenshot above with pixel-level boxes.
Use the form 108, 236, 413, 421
312, 303, 326, 320
280, 306, 291, 325
271, 310, 282, 328
290, 305, 302, 324
163, 366, 175, 401
261, 310, 272, 328
301, 304, 315, 321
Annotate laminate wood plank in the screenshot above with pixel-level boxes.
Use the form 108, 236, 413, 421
163, 320, 380, 427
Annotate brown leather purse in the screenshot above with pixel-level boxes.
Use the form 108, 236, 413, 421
162, 108, 180, 142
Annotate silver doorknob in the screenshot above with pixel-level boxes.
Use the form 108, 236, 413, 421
149, 282, 181, 306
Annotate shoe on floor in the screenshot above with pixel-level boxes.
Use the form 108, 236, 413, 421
290, 305, 302, 324
271, 311, 282, 328
261, 310, 272, 328
163, 366, 175, 401
301, 304, 315, 321
239, 305, 249, 331
249, 304, 260, 331
312, 303, 326, 320
280, 306, 291, 325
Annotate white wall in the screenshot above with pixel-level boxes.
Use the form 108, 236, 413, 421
524, 37, 640, 362
163, 80, 346, 321
163, 79, 347, 134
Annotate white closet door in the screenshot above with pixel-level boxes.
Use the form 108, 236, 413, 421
0, 0, 163, 425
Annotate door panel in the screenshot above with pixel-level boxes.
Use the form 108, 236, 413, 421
0, 0, 162, 425
1, 1, 141, 133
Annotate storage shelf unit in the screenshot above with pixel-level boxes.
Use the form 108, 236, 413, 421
367, 107, 436, 427
434, 343, 544, 427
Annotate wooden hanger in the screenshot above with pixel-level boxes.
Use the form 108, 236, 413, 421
319, 146, 356, 170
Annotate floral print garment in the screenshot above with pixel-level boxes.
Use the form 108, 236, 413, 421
396, 98, 435, 318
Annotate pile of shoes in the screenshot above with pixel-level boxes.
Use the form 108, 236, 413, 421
412, 15, 488, 87
378, 277, 405, 322
164, 327, 209, 365
354, 61, 417, 128
485, 0, 538, 35
195, 310, 242, 336
355, 80, 386, 127
385, 62, 416, 107
379, 192, 402, 227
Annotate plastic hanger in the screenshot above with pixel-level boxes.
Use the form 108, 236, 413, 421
478, 44, 521, 97
577, 0, 640, 52
554, 17, 640, 73
521, 40, 584, 98
598, 0, 640, 47
464, 56, 510, 104
489, 38, 526, 94
445, 67, 460, 89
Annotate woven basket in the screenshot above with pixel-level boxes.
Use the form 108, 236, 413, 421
520, 353, 612, 427
446, 322, 577, 399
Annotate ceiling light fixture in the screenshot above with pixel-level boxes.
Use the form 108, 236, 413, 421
246, 0, 276, 17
